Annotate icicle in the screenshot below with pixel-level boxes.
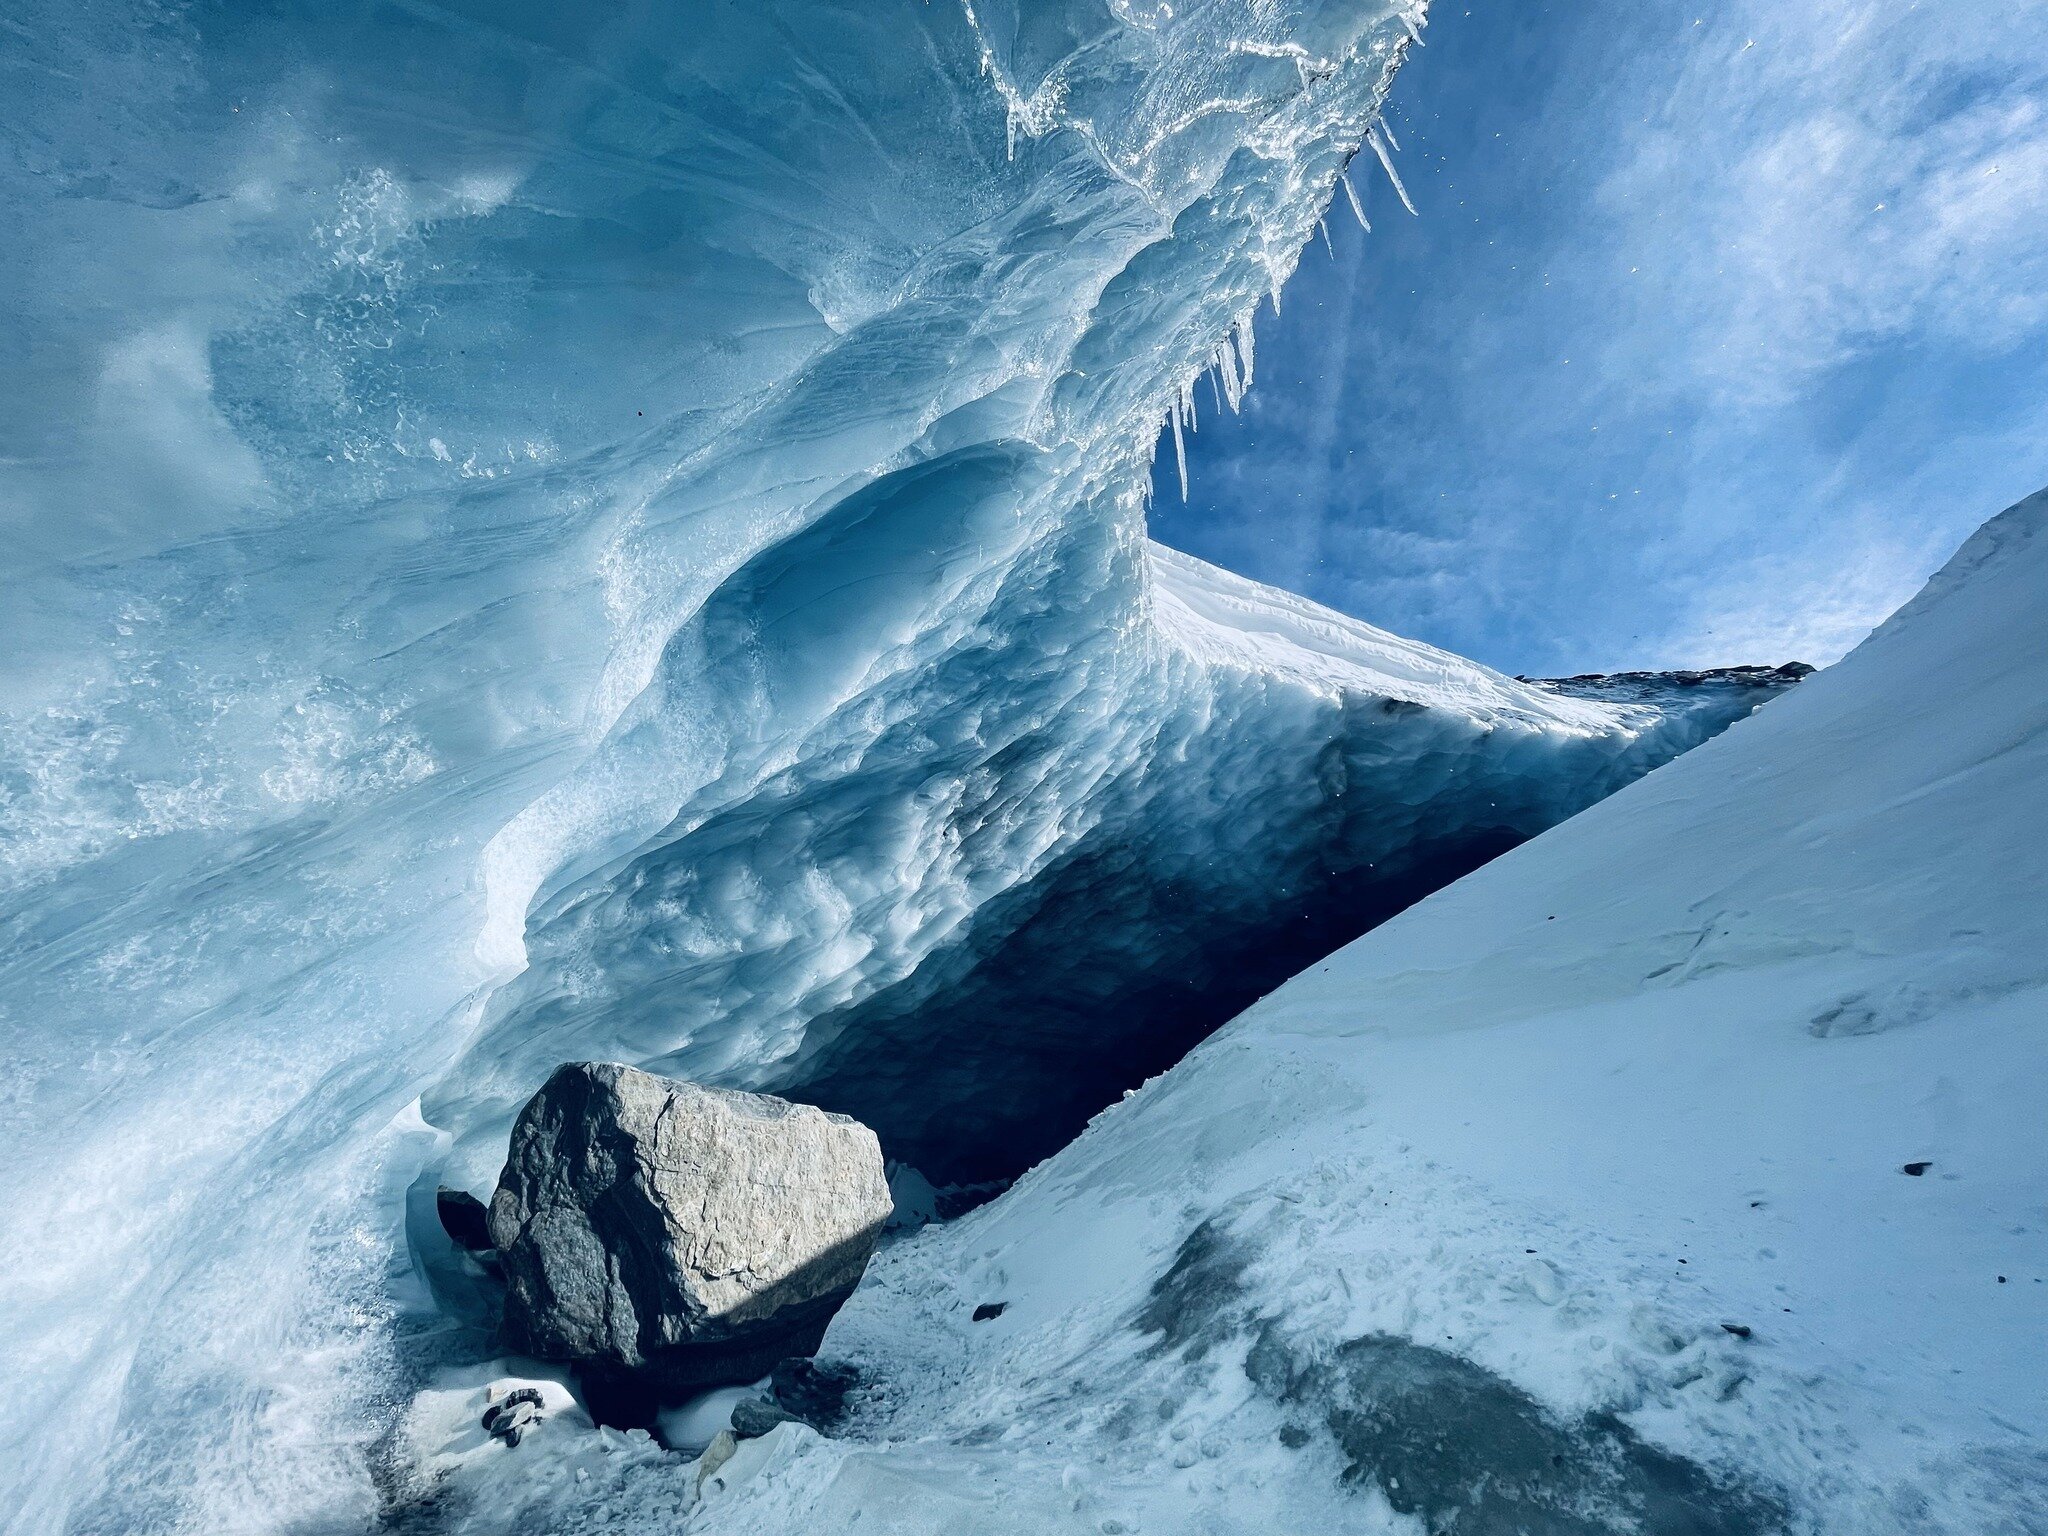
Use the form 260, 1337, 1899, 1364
1339, 170, 1371, 232
1235, 315, 1257, 395
1208, 366, 1225, 415
1169, 398, 1189, 502
1318, 217, 1334, 257
1216, 330, 1244, 412
1369, 126, 1416, 216
1379, 119, 1401, 152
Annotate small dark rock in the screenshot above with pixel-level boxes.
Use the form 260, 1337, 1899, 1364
482, 1395, 540, 1443
481, 1387, 543, 1432
1720, 1323, 1752, 1339
1902, 1161, 1932, 1176
972, 1302, 1007, 1322
437, 1187, 495, 1252
730, 1395, 799, 1439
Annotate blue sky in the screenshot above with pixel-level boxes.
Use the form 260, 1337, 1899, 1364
1150, 0, 2048, 674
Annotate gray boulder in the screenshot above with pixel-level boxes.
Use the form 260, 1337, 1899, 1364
489, 1063, 891, 1396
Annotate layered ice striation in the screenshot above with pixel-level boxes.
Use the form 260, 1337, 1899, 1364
3, 2, 1793, 1530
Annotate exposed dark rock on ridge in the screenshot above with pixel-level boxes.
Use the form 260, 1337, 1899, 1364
1517, 662, 1814, 703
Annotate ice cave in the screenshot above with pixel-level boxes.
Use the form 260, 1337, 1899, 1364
2, 1, 2041, 1533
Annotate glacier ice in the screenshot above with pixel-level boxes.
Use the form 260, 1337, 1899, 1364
3, 1, 1813, 1531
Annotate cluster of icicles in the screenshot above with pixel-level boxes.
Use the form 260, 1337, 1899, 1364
1159, 118, 1412, 503
949, 0, 1427, 504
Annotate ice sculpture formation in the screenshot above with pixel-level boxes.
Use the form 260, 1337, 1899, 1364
3, 2, 1791, 1530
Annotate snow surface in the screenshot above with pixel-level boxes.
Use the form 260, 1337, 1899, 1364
664, 488, 2046, 1535
2, 0, 1812, 1530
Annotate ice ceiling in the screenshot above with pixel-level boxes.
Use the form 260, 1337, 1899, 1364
2, 2, 1793, 1530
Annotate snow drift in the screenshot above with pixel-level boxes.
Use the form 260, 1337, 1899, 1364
4, 1, 1805, 1530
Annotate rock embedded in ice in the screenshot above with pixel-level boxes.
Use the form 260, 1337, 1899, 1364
489, 1063, 891, 1399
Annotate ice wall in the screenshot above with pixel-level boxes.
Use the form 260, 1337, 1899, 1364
3, 2, 1790, 1530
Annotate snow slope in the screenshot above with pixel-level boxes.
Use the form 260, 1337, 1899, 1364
666, 492, 2046, 1534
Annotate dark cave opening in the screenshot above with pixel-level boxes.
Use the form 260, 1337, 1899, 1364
776, 668, 1805, 1188
783, 825, 1526, 1186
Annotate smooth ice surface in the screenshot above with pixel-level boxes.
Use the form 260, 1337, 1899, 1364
5, 1, 1799, 1530
666, 489, 2044, 1534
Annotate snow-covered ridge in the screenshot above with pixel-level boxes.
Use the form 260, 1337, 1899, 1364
1151, 542, 1626, 722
